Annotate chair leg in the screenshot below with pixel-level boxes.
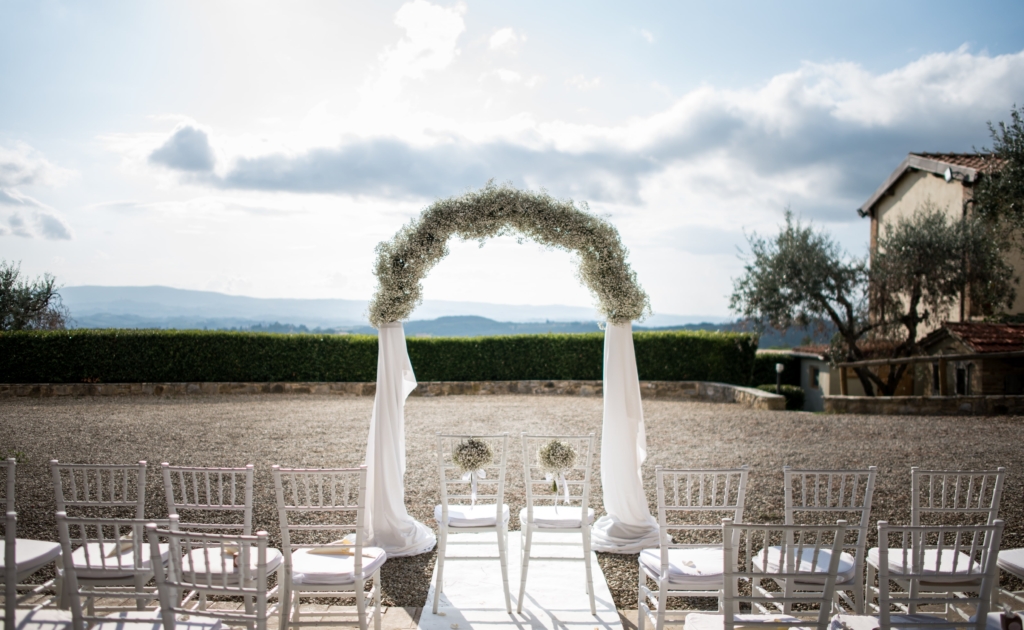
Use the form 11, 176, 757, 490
373, 568, 382, 630
277, 576, 291, 630
497, 523, 512, 614
291, 589, 302, 623
865, 563, 876, 614
637, 567, 646, 630
582, 526, 595, 615
517, 526, 533, 614
432, 525, 448, 614
356, 577, 367, 630
134, 574, 147, 611
656, 578, 668, 630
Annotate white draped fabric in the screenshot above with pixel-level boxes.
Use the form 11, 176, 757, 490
364, 322, 436, 557
591, 321, 660, 553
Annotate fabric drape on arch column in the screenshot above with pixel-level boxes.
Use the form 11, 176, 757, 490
363, 322, 436, 557
591, 321, 660, 553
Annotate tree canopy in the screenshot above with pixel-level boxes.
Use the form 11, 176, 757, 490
975, 104, 1024, 232
0, 261, 71, 331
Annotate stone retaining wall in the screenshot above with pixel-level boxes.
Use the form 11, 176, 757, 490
0, 380, 784, 410
825, 394, 1024, 415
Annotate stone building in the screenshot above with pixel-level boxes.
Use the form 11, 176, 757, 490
918, 322, 1024, 396
857, 152, 1019, 329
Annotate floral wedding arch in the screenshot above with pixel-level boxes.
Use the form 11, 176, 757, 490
363, 183, 660, 557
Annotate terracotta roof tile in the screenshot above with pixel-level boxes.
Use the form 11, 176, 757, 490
912, 152, 1005, 173
941, 322, 1024, 353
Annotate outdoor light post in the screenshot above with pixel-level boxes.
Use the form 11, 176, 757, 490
775, 363, 784, 394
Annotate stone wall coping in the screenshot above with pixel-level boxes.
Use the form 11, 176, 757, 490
825, 394, 1024, 416
0, 380, 785, 411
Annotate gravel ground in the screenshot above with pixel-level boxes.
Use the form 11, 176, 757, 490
2, 394, 1023, 610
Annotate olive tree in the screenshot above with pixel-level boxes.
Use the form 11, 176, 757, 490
0, 261, 72, 331
731, 209, 1016, 397
729, 212, 880, 395
975, 104, 1024, 233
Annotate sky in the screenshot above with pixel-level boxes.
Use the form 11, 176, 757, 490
3, 1, 1024, 319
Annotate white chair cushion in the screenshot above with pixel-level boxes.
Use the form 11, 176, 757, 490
11, 608, 73, 630
0, 539, 62, 579
182, 546, 284, 579
866, 547, 982, 583
753, 546, 857, 585
998, 548, 1024, 577
519, 506, 595, 529
686, 613, 806, 630
638, 547, 724, 587
434, 504, 510, 528
69, 542, 170, 579
830, 613, 972, 630
290, 546, 387, 585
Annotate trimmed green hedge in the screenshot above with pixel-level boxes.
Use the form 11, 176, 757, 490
751, 353, 801, 388
0, 329, 759, 385
756, 384, 805, 411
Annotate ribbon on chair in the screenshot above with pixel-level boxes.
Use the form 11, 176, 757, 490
545, 472, 570, 505
461, 469, 486, 505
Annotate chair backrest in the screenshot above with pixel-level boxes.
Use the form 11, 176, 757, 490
783, 466, 876, 572
1, 458, 14, 514
910, 468, 1005, 526
51, 461, 147, 519
722, 519, 848, 630
874, 521, 1003, 630
654, 466, 749, 567
147, 522, 278, 630
436, 434, 508, 520
55, 512, 169, 629
162, 463, 254, 534
521, 433, 595, 525
272, 466, 368, 574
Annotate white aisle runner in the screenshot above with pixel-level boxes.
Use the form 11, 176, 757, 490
419, 531, 622, 630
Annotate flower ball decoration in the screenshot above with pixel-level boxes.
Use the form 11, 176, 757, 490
452, 438, 493, 473
539, 439, 577, 472
368, 182, 651, 328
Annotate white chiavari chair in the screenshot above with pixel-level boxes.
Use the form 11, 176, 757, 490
55, 513, 177, 630
50, 461, 159, 612
518, 433, 596, 615
162, 464, 280, 613
432, 434, 510, 615
147, 521, 283, 630
832, 521, 1003, 630
777, 467, 877, 614
638, 466, 750, 630
273, 466, 384, 630
685, 520, 849, 630
866, 468, 1005, 615
2, 458, 64, 621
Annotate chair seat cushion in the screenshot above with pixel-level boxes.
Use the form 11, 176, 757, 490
830, 613, 973, 630
998, 548, 1024, 577
866, 547, 982, 584
519, 506, 595, 529
0, 539, 62, 579
753, 545, 858, 585
638, 547, 724, 587
182, 546, 284, 579
290, 546, 387, 585
69, 542, 170, 579
685, 612, 806, 630
434, 504, 510, 528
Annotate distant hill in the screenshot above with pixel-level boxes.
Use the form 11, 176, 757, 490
60, 285, 728, 330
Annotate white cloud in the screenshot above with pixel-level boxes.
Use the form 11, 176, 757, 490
0, 142, 75, 188
0, 209, 69, 240
638, 28, 654, 44
489, 27, 522, 51
0, 142, 74, 240
567, 75, 601, 89
483, 68, 523, 84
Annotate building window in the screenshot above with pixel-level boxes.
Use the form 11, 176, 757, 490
932, 364, 940, 395
956, 363, 968, 396
809, 366, 820, 389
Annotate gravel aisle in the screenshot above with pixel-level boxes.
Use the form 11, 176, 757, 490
2, 395, 1022, 609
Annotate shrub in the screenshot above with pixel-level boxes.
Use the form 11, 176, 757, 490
756, 384, 805, 410
0, 329, 759, 385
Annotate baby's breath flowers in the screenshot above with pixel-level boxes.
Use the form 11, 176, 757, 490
452, 438, 493, 473
368, 182, 651, 327
539, 439, 577, 473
